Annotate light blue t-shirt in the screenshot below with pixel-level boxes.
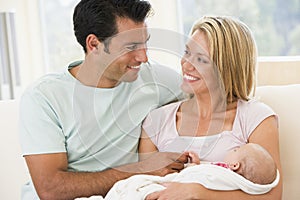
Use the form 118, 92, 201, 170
19, 61, 183, 199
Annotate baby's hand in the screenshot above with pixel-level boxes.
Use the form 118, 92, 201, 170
187, 151, 200, 165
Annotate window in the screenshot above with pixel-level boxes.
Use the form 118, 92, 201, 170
39, 0, 300, 74
179, 0, 300, 56
0, 12, 21, 100
39, 0, 82, 72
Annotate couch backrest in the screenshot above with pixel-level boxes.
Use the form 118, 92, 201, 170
0, 99, 29, 199
256, 84, 300, 200
1, 85, 299, 199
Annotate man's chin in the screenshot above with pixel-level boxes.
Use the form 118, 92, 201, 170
121, 72, 140, 83
121, 76, 139, 83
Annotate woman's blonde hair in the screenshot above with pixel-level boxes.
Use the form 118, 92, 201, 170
191, 16, 257, 103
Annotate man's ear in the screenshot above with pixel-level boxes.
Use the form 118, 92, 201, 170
228, 162, 240, 171
86, 34, 101, 52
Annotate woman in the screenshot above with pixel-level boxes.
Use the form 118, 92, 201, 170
139, 16, 282, 200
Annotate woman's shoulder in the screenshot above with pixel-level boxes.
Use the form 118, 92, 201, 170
144, 101, 182, 123
150, 101, 183, 115
238, 98, 275, 113
236, 99, 277, 126
142, 101, 182, 137
147, 101, 182, 121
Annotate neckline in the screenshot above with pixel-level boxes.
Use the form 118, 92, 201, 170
173, 100, 240, 138
65, 64, 125, 92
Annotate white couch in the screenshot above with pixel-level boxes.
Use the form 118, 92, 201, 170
0, 99, 29, 200
1, 84, 299, 200
256, 84, 300, 200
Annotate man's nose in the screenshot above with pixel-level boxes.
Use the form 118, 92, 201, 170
135, 48, 148, 63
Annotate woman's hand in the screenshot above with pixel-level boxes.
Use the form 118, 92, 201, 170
145, 182, 203, 200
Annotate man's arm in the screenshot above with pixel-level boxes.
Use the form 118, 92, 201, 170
25, 151, 188, 200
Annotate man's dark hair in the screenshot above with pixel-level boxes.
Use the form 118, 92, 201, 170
73, 0, 152, 52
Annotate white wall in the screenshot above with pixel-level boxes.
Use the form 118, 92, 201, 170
0, 0, 45, 93
257, 57, 300, 86
147, 0, 183, 72
0, 0, 299, 92
1, 0, 184, 90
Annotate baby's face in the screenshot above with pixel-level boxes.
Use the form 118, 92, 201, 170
224, 144, 254, 163
223, 147, 241, 163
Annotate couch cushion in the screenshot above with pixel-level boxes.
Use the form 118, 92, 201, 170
256, 84, 300, 200
0, 100, 29, 199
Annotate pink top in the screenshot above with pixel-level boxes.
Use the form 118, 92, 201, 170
142, 99, 278, 162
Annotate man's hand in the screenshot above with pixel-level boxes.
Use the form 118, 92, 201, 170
187, 151, 200, 165
119, 151, 188, 176
138, 152, 189, 176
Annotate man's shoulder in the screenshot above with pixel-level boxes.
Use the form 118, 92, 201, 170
23, 71, 69, 96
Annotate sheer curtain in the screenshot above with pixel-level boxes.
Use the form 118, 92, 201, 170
0, 12, 20, 100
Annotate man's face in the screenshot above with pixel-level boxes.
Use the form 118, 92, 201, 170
98, 18, 149, 87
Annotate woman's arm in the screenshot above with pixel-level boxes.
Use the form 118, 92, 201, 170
248, 115, 282, 199
146, 116, 282, 200
138, 128, 159, 161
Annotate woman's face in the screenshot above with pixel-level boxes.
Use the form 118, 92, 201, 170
180, 30, 217, 95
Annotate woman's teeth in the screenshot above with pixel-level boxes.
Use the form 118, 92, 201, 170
184, 74, 199, 81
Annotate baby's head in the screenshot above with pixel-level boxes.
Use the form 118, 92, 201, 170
224, 143, 277, 184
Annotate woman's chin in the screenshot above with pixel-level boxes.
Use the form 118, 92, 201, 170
180, 85, 195, 95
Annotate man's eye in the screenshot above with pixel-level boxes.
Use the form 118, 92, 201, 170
126, 44, 138, 51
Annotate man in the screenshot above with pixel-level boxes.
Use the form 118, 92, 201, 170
19, 0, 187, 199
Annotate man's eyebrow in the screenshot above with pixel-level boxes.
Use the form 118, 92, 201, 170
124, 34, 151, 46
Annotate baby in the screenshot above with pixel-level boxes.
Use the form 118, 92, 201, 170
103, 143, 279, 199
189, 143, 277, 184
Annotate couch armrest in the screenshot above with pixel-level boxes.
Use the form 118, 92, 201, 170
0, 100, 29, 199
256, 84, 300, 200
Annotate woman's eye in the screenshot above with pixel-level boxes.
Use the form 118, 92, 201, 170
184, 50, 190, 55
197, 57, 209, 64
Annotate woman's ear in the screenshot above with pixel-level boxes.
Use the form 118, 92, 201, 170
228, 162, 240, 171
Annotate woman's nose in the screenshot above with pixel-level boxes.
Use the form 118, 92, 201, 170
181, 58, 195, 71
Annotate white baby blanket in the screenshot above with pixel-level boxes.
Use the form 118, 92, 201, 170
104, 164, 280, 200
